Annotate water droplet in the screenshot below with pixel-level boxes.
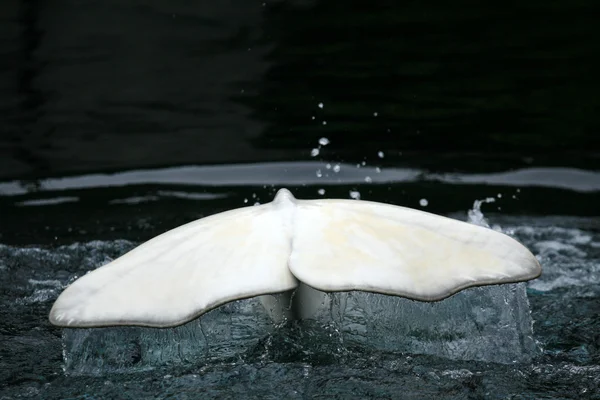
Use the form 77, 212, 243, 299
318, 102, 324, 108
318, 137, 330, 146
316, 169, 322, 177
364, 176, 372, 183
378, 151, 385, 158
333, 164, 341, 173
349, 191, 361, 200
311, 116, 315, 120
326, 163, 332, 169
322, 121, 327, 125
375, 167, 381, 173
419, 198, 428, 207
311, 148, 320, 157
373, 112, 378, 117
243, 198, 248, 203
318, 188, 325, 195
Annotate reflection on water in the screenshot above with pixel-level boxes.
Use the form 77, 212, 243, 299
1, 163, 599, 197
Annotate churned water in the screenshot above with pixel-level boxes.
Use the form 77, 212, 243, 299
0, 167, 599, 399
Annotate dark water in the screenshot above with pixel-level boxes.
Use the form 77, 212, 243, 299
1, 0, 599, 180
1, 188, 599, 399
0, 1, 599, 399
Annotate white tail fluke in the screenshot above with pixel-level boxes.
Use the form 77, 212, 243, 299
49, 188, 541, 328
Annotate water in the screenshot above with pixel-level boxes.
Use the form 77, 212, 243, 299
1, 170, 599, 398
1, 0, 598, 397
1, 0, 598, 180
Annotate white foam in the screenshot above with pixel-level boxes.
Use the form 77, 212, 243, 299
507, 225, 600, 292
534, 241, 588, 258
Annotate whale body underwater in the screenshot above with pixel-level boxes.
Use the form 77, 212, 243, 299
49, 188, 541, 328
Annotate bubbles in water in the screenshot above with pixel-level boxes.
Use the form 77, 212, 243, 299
318, 102, 324, 109
326, 164, 332, 170
373, 112, 378, 117
349, 191, 361, 200
497, 193, 503, 198
333, 164, 341, 173
318, 189, 325, 195
441, 369, 474, 379
311, 148, 319, 157
318, 137, 330, 146
322, 121, 327, 125
419, 198, 428, 207
315, 169, 322, 178
17, 288, 57, 305
365, 176, 372, 183
378, 151, 385, 158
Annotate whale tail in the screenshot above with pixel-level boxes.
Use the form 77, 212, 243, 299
49, 188, 541, 328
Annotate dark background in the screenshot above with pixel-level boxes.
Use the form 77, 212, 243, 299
0, 0, 599, 245
1, 0, 598, 180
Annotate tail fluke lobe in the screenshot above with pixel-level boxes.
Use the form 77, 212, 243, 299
289, 199, 541, 301
49, 202, 298, 328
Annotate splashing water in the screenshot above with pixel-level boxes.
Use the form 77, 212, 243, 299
467, 197, 496, 228
1, 187, 598, 398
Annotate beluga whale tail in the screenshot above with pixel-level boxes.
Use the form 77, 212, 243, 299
49, 188, 541, 328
